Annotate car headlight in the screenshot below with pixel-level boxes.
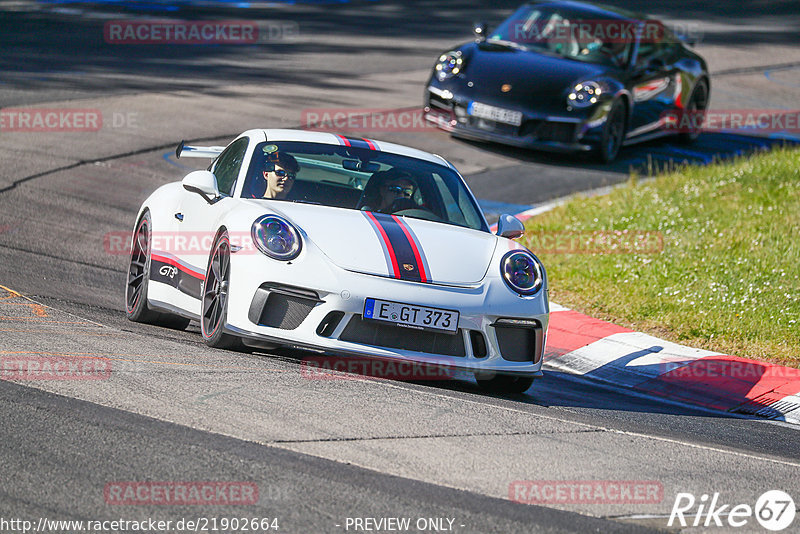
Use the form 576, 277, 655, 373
251, 215, 302, 261
501, 251, 544, 295
435, 51, 464, 81
567, 81, 602, 108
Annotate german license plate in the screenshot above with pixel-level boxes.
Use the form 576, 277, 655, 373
468, 101, 523, 126
363, 298, 459, 334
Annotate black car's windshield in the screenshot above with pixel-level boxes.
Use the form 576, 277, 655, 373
242, 141, 489, 232
489, 5, 636, 67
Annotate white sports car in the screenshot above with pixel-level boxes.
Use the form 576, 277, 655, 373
126, 129, 549, 393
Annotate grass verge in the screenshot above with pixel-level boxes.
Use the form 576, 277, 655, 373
523, 146, 800, 367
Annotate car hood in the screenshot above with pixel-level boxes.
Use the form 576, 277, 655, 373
456, 42, 610, 108
259, 201, 498, 286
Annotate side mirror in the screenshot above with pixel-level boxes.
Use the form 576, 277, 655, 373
182, 170, 220, 203
496, 213, 524, 239
473, 21, 487, 41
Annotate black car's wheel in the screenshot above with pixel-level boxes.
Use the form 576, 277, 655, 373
126, 211, 191, 329
598, 99, 626, 163
201, 231, 241, 349
476, 374, 534, 394
677, 80, 709, 144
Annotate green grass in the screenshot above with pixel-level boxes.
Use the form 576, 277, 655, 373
523, 146, 800, 367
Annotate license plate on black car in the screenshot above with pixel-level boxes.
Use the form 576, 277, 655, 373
468, 101, 523, 126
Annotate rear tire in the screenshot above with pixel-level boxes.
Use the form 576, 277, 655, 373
677, 80, 709, 144
126, 212, 160, 323
476, 374, 534, 394
125, 211, 191, 330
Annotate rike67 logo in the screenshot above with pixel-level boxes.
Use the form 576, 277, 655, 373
669, 490, 795, 531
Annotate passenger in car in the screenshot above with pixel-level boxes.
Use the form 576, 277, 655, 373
262, 151, 300, 199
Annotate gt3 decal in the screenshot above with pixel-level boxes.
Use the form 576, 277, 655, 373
151, 251, 205, 299
363, 212, 430, 283
159, 265, 178, 279
335, 134, 378, 151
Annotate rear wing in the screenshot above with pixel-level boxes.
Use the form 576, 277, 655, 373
175, 140, 225, 159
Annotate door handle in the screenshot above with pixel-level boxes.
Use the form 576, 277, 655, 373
175, 213, 184, 222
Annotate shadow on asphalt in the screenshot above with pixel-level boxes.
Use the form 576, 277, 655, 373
453, 132, 800, 176
3, 0, 799, 95
253, 345, 743, 420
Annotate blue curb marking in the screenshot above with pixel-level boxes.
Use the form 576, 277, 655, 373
162, 151, 195, 171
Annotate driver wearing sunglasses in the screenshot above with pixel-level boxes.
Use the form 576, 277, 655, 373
377, 178, 416, 212
262, 151, 299, 199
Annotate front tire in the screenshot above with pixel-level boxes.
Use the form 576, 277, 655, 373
597, 99, 626, 163
476, 374, 534, 394
201, 231, 241, 349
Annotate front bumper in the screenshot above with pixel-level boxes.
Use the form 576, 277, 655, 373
425, 85, 606, 153
225, 249, 549, 377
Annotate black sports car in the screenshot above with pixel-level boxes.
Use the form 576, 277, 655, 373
424, 1, 710, 162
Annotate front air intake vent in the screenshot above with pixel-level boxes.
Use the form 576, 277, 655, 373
492, 319, 543, 363
469, 330, 488, 358
316, 311, 345, 337
339, 317, 466, 357
249, 283, 322, 330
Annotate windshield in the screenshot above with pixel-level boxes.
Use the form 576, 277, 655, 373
489, 5, 634, 67
241, 141, 489, 232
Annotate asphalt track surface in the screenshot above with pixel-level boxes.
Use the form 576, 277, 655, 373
1, 1, 800, 533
